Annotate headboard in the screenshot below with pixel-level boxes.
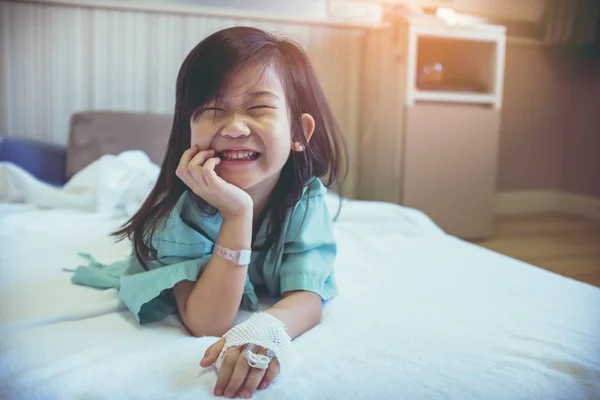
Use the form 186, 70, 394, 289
66, 111, 173, 178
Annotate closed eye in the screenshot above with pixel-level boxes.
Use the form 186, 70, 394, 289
248, 105, 275, 110
204, 107, 227, 112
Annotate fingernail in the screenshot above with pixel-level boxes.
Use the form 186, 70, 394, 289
224, 391, 233, 398
239, 392, 248, 398
214, 388, 223, 396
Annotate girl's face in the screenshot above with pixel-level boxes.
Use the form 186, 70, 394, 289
190, 64, 299, 192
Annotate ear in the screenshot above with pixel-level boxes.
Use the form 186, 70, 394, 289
291, 113, 315, 152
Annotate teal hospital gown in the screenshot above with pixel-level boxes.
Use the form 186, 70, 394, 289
67, 178, 338, 324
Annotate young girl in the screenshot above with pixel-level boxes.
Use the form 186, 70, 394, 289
69, 26, 346, 398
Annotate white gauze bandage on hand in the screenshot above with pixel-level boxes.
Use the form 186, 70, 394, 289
215, 312, 293, 374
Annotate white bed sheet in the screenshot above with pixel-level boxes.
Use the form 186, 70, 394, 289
1, 198, 599, 400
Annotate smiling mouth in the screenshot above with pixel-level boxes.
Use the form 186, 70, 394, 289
217, 150, 262, 161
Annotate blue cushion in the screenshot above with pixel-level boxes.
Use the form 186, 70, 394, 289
0, 137, 67, 187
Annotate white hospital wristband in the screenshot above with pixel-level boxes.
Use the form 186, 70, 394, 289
213, 243, 251, 266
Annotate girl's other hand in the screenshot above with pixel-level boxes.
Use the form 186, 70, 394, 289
176, 146, 253, 220
201, 338, 280, 398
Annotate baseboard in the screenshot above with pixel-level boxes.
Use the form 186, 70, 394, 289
495, 190, 561, 215
559, 192, 600, 220
496, 190, 600, 220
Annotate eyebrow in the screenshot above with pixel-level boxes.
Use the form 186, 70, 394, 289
244, 90, 281, 100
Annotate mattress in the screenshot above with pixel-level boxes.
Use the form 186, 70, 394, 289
1, 158, 599, 400
1, 201, 599, 400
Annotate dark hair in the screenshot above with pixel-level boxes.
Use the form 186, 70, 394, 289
112, 26, 348, 270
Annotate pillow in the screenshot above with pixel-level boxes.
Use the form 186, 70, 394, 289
0, 137, 67, 186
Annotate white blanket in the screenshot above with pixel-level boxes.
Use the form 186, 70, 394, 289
0, 150, 159, 216
1, 154, 599, 400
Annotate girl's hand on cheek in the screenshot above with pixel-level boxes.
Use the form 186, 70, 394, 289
176, 146, 253, 220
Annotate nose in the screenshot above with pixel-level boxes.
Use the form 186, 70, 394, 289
221, 114, 251, 138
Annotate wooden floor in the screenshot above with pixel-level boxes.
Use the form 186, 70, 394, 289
472, 213, 600, 288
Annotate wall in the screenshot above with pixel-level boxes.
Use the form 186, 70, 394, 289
357, 30, 600, 204
0, 0, 364, 197
356, 27, 405, 204
561, 56, 600, 198
498, 43, 600, 199
2, 1, 598, 200
497, 44, 568, 192
155, 0, 329, 20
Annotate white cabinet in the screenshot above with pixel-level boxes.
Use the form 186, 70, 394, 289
358, 14, 506, 239
402, 14, 506, 109
403, 104, 500, 239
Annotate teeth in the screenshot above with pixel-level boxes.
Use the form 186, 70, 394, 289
221, 151, 258, 160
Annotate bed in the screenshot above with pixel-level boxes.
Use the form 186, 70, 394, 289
1, 112, 599, 400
